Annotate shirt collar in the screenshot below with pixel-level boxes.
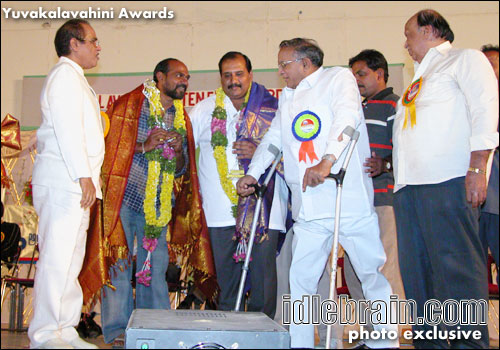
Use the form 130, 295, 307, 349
283, 66, 324, 97
59, 56, 84, 76
298, 66, 324, 89
434, 40, 452, 55
414, 41, 452, 72
223, 93, 239, 116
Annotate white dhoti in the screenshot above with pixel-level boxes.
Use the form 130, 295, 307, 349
28, 185, 90, 348
289, 213, 399, 349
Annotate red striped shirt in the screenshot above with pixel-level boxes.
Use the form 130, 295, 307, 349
366, 100, 397, 108
370, 143, 393, 150
374, 184, 394, 193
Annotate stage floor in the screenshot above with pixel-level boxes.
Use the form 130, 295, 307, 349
1, 328, 499, 349
0, 330, 110, 349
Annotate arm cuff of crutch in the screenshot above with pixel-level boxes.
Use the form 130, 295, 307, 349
325, 142, 346, 162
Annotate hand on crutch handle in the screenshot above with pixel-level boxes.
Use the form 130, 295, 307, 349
236, 144, 281, 197
302, 126, 359, 192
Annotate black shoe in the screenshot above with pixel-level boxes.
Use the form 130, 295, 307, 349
85, 312, 103, 338
76, 313, 89, 338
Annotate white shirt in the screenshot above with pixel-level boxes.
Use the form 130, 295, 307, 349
393, 41, 499, 192
247, 67, 375, 221
32, 56, 105, 198
190, 93, 288, 229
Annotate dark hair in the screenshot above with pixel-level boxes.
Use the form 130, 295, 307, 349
54, 19, 90, 57
416, 9, 454, 43
481, 44, 499, 54
348, 49, 389, 83
153, 58, 179, 83
279, 38, 324, 68
218, 51, 252, 74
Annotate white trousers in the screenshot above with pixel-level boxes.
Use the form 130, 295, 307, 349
289, 214, 399, 349
275, 228, 344, 349
28, 185, 90, 348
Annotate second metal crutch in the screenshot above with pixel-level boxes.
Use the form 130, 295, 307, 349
325, 126, 360, 349
234, 144, 282, 312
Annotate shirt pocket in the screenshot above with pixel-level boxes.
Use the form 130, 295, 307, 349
418, 72, 458, 106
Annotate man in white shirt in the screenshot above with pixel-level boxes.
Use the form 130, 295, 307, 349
237, 38, 398, 349
393, 10, 499, 349
190, 52, 289, 318
28, 19, 104, 349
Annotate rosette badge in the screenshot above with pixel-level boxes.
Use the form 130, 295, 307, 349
402, 77, 422, 129
292, 111, 321, 163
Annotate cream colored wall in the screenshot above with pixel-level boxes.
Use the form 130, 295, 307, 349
1, 1, 499, 126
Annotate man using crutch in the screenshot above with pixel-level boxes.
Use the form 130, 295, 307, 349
237, 38, 398, 349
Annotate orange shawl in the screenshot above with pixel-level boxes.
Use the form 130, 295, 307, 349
79, 85, 218, 310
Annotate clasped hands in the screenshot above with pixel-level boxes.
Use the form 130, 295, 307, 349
144, 128, 183, 154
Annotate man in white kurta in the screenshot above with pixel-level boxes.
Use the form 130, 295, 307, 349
28, 19, 104, 349
238, 38, 398, 349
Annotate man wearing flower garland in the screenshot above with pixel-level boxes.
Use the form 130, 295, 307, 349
190, 51, 290, 318
237, 38, 398, 348
79, 58, 218, 345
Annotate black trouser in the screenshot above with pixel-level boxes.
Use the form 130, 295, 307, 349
393, 177, 489, 349
208, 226, 279, 318
479, 212, 499, 286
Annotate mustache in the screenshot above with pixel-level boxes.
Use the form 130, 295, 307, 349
176, 84, 187, 90
357, 84, 365, 88
228, 83, 242, 89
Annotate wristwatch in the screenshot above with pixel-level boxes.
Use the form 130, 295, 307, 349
384, 159, 392, 172
468, 167, 486, 175
321, 154, 336, 164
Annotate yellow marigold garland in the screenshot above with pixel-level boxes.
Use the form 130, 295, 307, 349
138, 79, 186, 286
173, 99, 187, 133
143, 162, 173, 227
213, 145, 238, 210
211, 84, 251, 217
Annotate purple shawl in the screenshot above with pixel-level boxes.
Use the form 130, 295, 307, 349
234, 82, 289, 252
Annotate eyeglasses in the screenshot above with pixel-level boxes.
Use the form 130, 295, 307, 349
78, 38, 100, 47
278, 57, 304, 69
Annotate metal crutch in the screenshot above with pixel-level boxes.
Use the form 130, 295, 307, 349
325, 126, 360, 349
234, 144, 283, 312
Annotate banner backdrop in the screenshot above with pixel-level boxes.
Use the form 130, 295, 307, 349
21, 65, 404, 127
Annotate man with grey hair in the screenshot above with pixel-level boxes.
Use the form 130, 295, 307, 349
237, 38, 398, 349
393, 9, 498, 349
28, 19, 103, 349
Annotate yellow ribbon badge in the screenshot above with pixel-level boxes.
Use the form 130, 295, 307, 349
402, 77, 422, 129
